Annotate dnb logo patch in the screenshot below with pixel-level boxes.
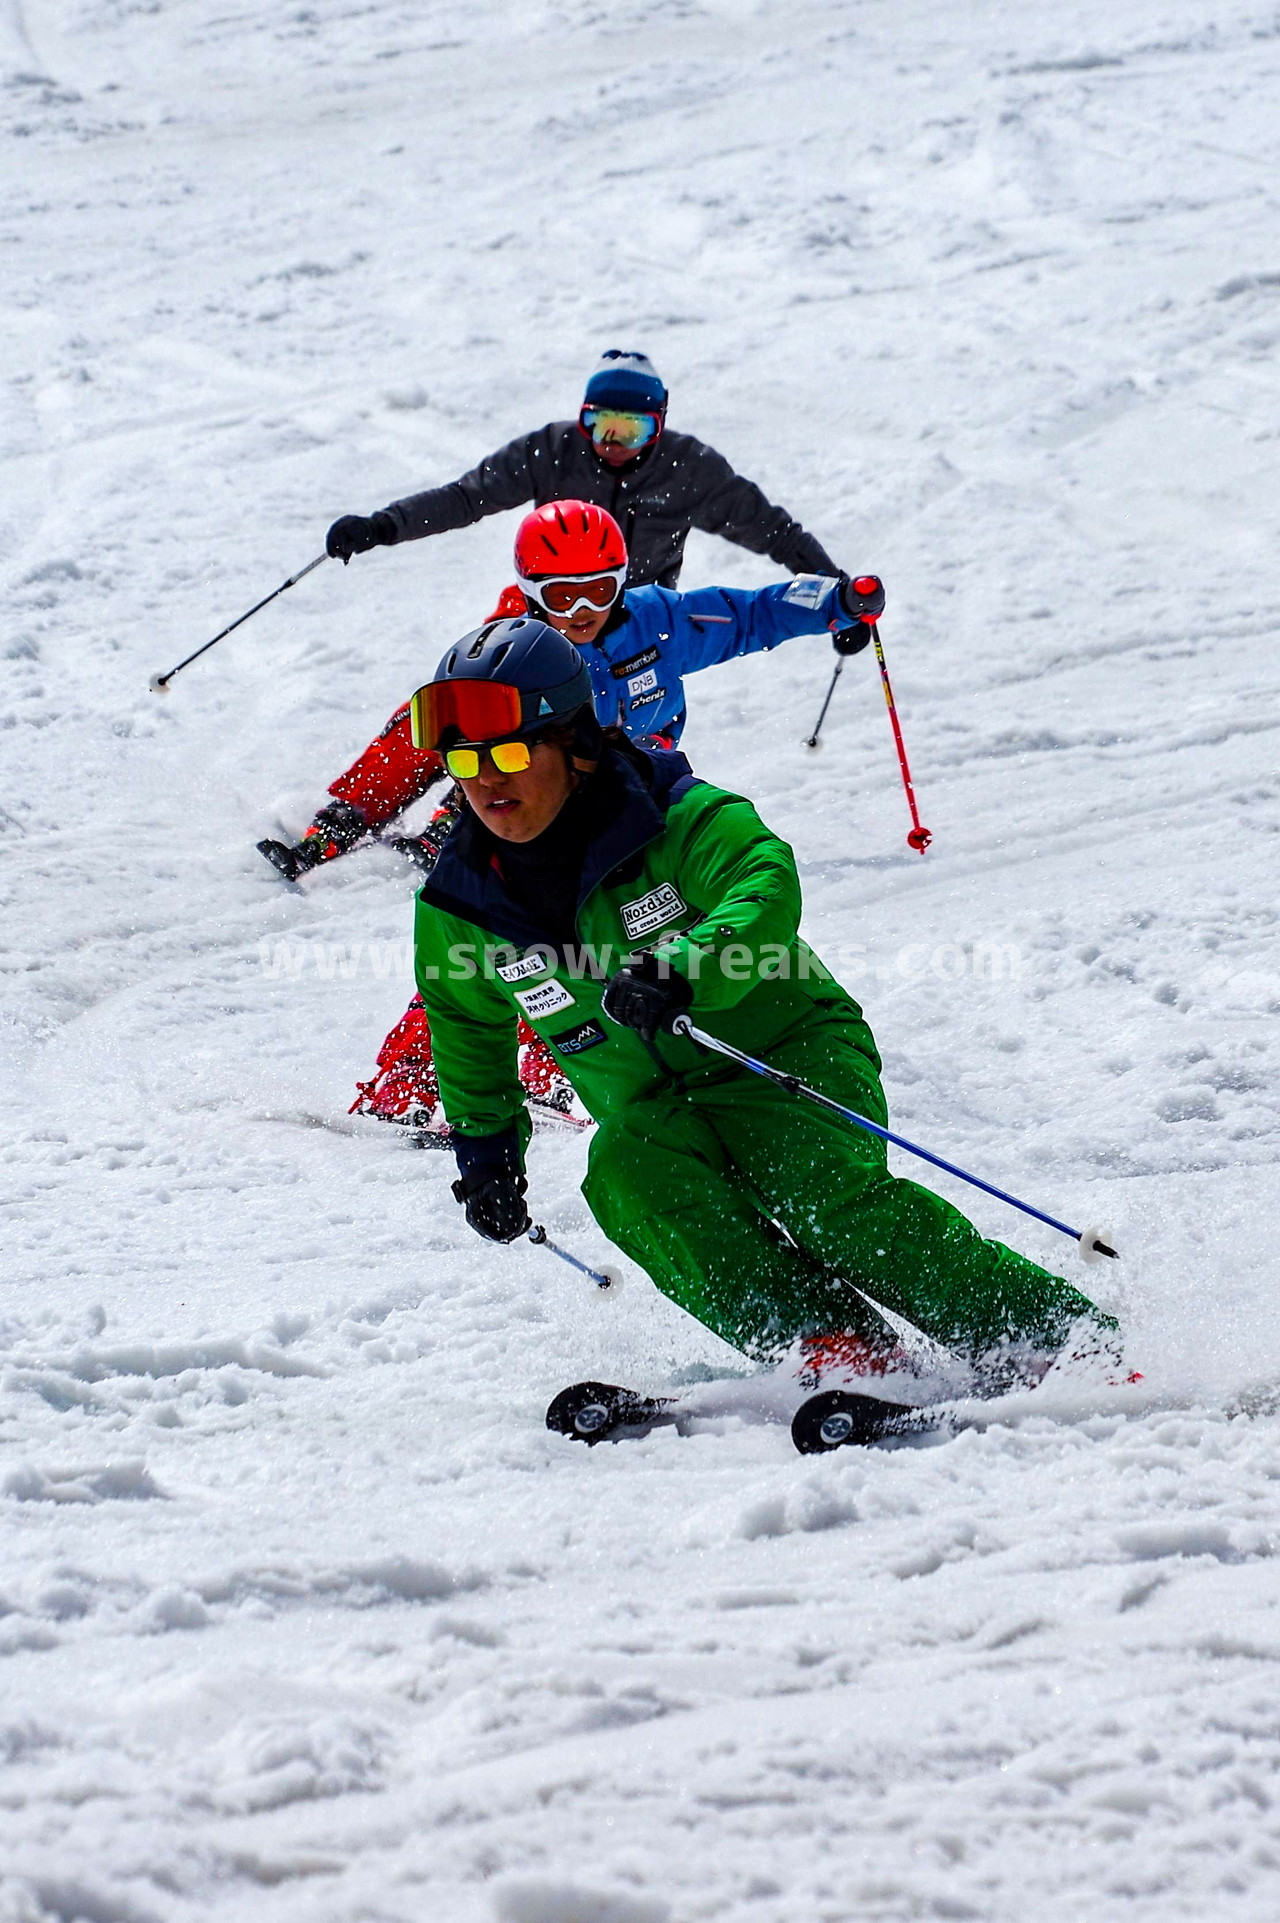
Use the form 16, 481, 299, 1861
781, 573, 831, 610
513, 979, 576, 1020
620, 882, 687, 942
627, 667, 659, 697
549, 1018, 608, 1056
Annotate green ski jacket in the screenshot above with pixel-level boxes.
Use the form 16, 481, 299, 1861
414, 745, 871, 1149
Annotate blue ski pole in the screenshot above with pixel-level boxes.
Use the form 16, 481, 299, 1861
669, 1016, 1116, 1262
527, 1225, 623, 1294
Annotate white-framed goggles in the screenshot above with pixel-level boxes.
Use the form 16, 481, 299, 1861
519, 566, 627, 619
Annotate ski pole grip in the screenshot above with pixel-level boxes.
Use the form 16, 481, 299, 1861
841, 573, 885, 621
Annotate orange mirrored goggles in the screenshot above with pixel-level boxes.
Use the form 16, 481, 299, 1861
444, 740, 532, 780
410, 679, 524, 753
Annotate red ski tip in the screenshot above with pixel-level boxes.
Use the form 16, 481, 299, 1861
907, 826, 932, 853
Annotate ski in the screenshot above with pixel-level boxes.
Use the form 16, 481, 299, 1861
544, 1361, 977, 1452
790, 1388, 933, 1454
412, 1098, 593, 1151
545, 1380, 681, 1444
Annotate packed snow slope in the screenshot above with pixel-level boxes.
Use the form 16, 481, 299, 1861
4, 0, 1280, 1916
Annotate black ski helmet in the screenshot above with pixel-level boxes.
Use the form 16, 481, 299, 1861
410, 617, 595, 753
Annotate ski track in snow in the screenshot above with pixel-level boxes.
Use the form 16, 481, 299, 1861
3, 0, 1280, 1916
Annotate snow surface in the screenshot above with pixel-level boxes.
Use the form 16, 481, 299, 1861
4, 0, 1280, 1915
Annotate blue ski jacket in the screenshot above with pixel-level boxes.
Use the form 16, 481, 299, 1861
582, 574, 849, 745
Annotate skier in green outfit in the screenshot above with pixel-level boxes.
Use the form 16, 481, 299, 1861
411, 617, 1118, 1382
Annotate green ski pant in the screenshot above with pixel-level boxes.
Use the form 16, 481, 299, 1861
582, 1012, 1113, 1362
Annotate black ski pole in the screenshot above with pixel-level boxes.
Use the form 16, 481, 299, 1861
150, 553, 328, 693
803, 657, 843, 751
669, 1016, 1116, 1263
527, 1224, 623, 1294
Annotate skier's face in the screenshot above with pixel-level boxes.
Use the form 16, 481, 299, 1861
543, 602, 612, 649
457, 739, 575, 842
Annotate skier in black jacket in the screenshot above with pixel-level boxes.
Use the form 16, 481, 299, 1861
324, 349, 843, 589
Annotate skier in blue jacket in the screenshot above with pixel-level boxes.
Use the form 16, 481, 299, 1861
509, 499, 881, 749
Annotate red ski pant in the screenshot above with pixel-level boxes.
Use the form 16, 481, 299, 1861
328, 704, 443, 831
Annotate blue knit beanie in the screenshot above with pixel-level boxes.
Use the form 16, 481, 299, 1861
582, 349, 667, 413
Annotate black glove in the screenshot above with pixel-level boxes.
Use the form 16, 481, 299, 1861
837, 572, 886, 624
602, 952, 693, 1044
451, 1128, 531, 1243
325, 511, 398, 563
832, 622, 873, 657
255, 799, 368, 882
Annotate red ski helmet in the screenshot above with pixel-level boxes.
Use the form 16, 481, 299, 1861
514, 500, 628, 582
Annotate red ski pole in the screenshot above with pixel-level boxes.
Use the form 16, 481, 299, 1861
870, 624, 931, 853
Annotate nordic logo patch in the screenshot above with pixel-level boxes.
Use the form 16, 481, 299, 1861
496, 950, 551, 984
620, 882, 687, 942
514, 979, 576, 1021
549, 1018, 608, 1056
627, 667, 659, 698
781, 573, 831, 610
610, 646, 660, 681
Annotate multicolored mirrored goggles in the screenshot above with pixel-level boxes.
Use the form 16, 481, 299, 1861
442, 739, 532, 780
579, 405, 662, 450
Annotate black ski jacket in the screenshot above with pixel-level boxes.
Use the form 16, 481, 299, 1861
381, 421, 840, 589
